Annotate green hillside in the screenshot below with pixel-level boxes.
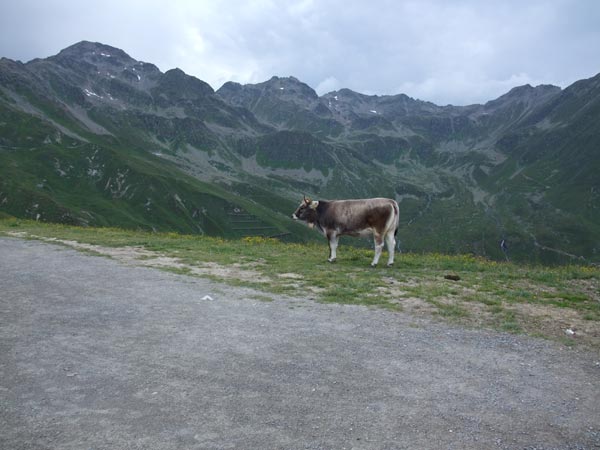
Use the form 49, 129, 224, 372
1, 41, 599, 264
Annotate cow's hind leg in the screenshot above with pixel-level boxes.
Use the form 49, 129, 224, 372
385, 231, 396, 266
327, 233, 339, 263
371, 233, 384, 266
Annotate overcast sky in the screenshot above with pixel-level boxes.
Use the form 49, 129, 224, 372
1, 0, 599, 105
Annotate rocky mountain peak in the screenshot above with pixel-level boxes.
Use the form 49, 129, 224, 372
261, 76, 319, 100
37, 41, 161, 84
50, 41, 136, 67
157, 68, 214, 99
483, 83, 561, 113
505, 83, 561, 99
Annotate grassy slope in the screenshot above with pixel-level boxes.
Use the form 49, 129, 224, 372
2, 218, 598, 350
0, 103, 315, 241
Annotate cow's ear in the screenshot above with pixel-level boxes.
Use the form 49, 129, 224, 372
309, 200, 319, 209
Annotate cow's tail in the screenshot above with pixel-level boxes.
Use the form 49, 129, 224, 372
392, 201, 399, 235
391, 201, 400, 251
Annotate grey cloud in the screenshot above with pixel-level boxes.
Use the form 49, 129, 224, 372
1, 0, 599, 105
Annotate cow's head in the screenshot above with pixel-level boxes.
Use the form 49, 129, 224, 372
292, 195, 319, 222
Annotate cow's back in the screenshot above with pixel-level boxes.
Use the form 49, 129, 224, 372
322, 198, 397, 234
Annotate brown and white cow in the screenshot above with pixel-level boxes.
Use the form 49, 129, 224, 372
292, 196, 399, 266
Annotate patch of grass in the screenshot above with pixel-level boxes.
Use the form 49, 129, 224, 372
504, 289, 535, 303
430, 300, 470, 319
554, 292, 589, 305
488, 304, 505, 314
320, 276, 399, 310
497, 310, 522, 334
463, 292, 502, 306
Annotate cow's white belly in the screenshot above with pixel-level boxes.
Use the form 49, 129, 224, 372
338, 227, 373, 238
357, 227, 373, 237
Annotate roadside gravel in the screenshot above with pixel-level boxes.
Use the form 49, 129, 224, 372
1, 237, 599, 449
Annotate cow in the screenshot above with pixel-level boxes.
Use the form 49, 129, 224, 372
292, 196, 399, 266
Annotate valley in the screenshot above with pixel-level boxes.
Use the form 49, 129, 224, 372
1, 41, 598, 264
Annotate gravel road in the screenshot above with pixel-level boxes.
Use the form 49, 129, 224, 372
1, 237, 599, 449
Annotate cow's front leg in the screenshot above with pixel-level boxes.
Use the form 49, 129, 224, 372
327, 232, 339, 263
371, 233, 384, 266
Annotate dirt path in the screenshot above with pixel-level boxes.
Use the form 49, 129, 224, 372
1, 237, 599, 449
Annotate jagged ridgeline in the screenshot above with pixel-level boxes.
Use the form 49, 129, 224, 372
1, 41, 599, 264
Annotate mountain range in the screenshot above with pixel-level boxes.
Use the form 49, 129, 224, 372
1, 41, 598, 264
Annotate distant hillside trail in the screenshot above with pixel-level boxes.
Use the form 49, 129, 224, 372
1, 237, 599, 449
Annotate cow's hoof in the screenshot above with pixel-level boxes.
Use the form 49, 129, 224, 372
387, 263, 394, 267
328, 258, 336, 263
370, 263, 378, 268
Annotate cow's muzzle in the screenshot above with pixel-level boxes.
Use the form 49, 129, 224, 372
292, 214, 298, 220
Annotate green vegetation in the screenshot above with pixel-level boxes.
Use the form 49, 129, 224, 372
2, 218, 599, 349
0, 107, 314, 242
2, 46, 599, 265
